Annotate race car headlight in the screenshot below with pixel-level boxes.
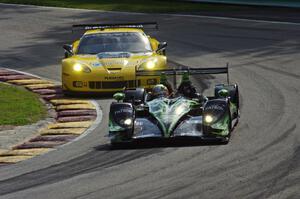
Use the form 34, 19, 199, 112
118, 118, 133, 127
73, 63, 91, 73
123, 118, 133, 126
113, 118, 133, 129
204, 115, 214, 123
146, 61, 155, 69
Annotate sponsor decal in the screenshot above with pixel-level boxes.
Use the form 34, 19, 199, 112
114, 109, 132, 115
97, 52, 130, 59
205, 104, 225, 111
104, 76, 124, 80
103, 60, 125, 66
77, 55, 94, 58
101, 60, 135, 67
91, 62, 102, 67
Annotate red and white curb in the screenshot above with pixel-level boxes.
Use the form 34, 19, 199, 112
0, 68, 102, 165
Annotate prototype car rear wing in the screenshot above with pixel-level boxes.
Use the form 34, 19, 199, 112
72, 22, 158, 32
136, 64, 230, 85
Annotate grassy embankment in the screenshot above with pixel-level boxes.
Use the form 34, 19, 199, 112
0, 0, 249, 13
0, 83, 46, 126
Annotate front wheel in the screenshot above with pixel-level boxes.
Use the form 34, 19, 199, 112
221, 107, 232, 144
221, 136, 230, 145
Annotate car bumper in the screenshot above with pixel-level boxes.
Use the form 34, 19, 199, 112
110, 135, 229, 146
62, 74, 159, 93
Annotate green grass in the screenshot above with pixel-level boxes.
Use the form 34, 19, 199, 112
0, 0, 250, 13
0, 83, 46, 126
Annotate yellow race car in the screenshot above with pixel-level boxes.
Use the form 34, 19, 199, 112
62, 22, 167, 94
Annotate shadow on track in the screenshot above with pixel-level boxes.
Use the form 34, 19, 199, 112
95, 139, 226, 151
63, 91, 116, 99
0, 144, 162, 196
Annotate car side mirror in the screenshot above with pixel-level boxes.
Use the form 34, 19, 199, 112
63, 44, 73, 58
156, 42, 167, 53
218, 89, 229, 98
113, 92, 125, 102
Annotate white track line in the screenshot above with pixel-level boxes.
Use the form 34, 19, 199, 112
1, 3, 300, 26
163, 13, 300, 26
2, 67, 42, 79
1, 67, 61, 84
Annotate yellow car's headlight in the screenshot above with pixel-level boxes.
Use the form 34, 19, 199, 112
73, 63, 82, 71
139, 59, 158, 70
73, 63, 91, 73
146, 60, 155, 69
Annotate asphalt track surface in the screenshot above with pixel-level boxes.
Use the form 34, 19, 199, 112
0, 4, 299, 199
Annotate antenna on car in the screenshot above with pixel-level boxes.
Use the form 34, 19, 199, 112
226, 63, 230, 85
173, 67, 177, 89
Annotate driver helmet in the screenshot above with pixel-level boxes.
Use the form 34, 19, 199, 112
152, 84, 169, 98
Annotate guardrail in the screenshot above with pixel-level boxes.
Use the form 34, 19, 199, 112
186, 0, 300, 8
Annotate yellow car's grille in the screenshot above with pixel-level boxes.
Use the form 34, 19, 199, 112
89, 80, 141, 89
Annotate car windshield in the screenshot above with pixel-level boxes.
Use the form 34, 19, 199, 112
77, 32, 152, 54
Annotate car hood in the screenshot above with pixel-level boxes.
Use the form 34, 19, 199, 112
146, 97, 199, 137
70, 52, 156, 69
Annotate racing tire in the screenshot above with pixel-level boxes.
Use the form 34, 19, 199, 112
220, 104, 232, 145
225, 106, 233, 143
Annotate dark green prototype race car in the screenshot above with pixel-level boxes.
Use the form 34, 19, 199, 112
108, 66, 239, 146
